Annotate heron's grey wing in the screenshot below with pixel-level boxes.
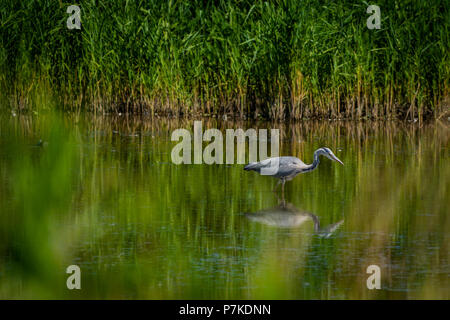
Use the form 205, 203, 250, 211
244, 157, 275, 172
274, 157, 309, 177
244, 156, 308, 177
244, 157, 290, 174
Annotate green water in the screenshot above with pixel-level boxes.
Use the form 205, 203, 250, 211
0, 114, 448, 299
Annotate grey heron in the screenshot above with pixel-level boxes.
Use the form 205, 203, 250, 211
244, 147, 343, 193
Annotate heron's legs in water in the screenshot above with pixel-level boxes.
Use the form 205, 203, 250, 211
272, 180, 282, 193
273, 179, 286, 202
274, 185, 286, 206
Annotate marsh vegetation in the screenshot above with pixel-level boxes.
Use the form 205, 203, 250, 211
1, 0, 448, 119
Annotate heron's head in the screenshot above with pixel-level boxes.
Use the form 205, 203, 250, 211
319, 147, 344, 165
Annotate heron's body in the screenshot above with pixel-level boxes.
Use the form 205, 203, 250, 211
244, 147, 343, 192
244, 156, 313, 180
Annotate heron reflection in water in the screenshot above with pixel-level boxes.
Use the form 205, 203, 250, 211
245, 201, 344, 238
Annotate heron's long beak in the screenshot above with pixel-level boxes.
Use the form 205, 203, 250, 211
331, 154, 344, 165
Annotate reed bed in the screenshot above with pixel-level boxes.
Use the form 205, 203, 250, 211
1, 0, 448, 120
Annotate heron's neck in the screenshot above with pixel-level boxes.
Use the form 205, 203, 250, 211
305, 151, 320, 172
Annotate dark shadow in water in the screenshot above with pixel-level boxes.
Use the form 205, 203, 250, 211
245, 200, 344, 238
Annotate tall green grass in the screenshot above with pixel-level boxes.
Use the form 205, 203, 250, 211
1, 0, 448, 119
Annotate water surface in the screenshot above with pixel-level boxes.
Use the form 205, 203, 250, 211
0, 114, 448, 299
